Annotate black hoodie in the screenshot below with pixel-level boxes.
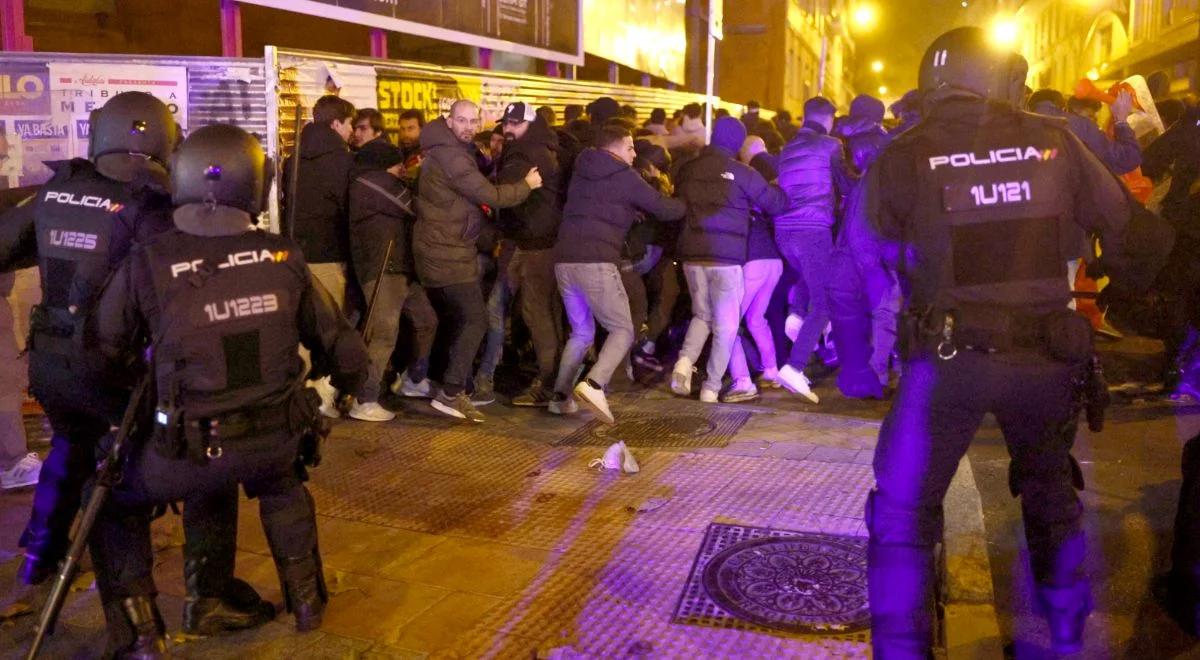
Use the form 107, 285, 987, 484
553, 148, 685, 265
282, 122, 354, 264
497, 116, 566, 250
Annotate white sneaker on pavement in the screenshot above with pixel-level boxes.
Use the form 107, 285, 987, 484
620, 441, 640, 474
314, 377, 340, 419
392, 374, 433, 398
549, 394, 579, 415
699, 387, 719, 403
574, 380, 615, 424
589, 441, 624, 471
784, 313, 804, 342
777, 365, 819, 404
723, 378, 760, 403
348, 401, 396, 422
670, 357, 693, 396
0, 453, 42, 490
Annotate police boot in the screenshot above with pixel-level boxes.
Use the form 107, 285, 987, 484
17, 526, 64, 586
275, 552, 327, 632
181, 559, 276, 636
1037, 583, 1092, 655
102, 596, 170, 660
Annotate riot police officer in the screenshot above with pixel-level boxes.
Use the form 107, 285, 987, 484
89, 124, 367, 656
0, 93, 276, 639
863, 27, 1139, 656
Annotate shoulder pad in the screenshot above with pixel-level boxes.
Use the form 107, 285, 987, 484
43, 158, 95, 180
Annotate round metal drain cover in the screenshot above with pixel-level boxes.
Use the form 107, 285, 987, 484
701, 535, 869, 634
592, 415, 715, 444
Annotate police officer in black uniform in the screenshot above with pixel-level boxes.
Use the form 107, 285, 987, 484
89, 124, 367, 656
863, 27, 1138, 657
0, 93, 276, 641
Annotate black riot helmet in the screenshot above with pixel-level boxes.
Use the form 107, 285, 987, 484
171, 124, 270, 216
87, 91, 177, 164
918, 27, 1022, 103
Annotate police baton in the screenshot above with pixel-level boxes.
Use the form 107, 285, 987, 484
335, 239, 394, 414
284, 105, 303, 240
26, 374, 152, 660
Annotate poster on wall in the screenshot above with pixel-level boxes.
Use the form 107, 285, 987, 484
242, 0, 581, 64
0, 63, 65, 188
376, 68, 470, 136
48, 63, 188, 159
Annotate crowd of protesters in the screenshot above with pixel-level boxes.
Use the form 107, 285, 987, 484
260, 79, 1200, 435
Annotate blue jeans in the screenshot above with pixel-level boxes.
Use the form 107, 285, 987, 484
869, 350, 1087, 657
477, 243, 516, 380
553, 262, 634, 392
778, 229, 833, 372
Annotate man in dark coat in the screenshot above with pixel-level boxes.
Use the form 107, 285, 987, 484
347, 139, 434, 422
282, 95, 356, 417
413, 99, 540, 422
495, 102, 568, 406
670, 117, 787, 403
550, 124, 685, 423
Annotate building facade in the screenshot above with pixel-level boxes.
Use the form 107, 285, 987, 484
718, 0, 856, 115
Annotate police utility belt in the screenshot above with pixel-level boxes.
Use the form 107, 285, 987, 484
908, 305, 1093, 363
153, 401, 290, 465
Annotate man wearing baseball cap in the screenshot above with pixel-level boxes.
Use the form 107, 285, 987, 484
493, 102, 569, 407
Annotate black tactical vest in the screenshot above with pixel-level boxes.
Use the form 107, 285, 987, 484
140, 229, 307, 419
31, 159, 170, 362
899, 106, 1077, 314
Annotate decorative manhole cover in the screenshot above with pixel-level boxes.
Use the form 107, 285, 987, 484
701, 536, 869, 634
673, 523, 870, 642
555, 411, 750, 448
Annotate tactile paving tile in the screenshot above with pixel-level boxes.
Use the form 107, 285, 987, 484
450, 521, 869, 658
673, 523, 871, 644
554, 410, 752, 448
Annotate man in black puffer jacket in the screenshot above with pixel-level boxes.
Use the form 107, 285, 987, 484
495, 102, 567, 407
413, 100, 541, 423
551, 124, 685, 424
670, 117, 787, 403
774, 95, 854, 403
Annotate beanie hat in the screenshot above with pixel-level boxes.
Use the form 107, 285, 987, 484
849, 94, 886, 124
711, 115, 748, 154
355, 139, 404, 170
588, 96, 621, 125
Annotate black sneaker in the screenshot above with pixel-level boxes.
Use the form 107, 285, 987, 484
432, 390, 486, 423
512, 379, 553, 407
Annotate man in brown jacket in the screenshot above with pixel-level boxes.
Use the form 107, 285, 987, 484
413, 99, 541, 422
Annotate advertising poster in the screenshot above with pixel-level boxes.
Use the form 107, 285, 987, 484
48, 62, 188, 158
0, 62, 62, 187
376, 69, 472, 139
242, 0, 581, 63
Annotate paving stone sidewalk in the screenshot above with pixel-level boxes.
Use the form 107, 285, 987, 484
0, 386, 900, 659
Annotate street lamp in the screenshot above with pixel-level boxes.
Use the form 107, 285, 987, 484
871, 60, 884, 73
989, 16, 1021, 48
878, 85, 889, 95
852, 4, 878, 32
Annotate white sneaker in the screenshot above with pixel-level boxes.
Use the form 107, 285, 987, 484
549, 395, 579, 415
313, 377, 340, 419
777, 365, 819, 404
671, 358, 693, 396
348, 401, 396, 422
391, 374, 433, 398
723, 378, 760, 403
574, 380, 615, 424
785, 313, 804, 342
620, 441, 640, 474
0, 453, 42, 490
699, 387, 719, 403
589, 441, 624, 471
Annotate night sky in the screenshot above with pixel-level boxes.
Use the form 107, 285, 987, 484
853, 0, 980, 99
